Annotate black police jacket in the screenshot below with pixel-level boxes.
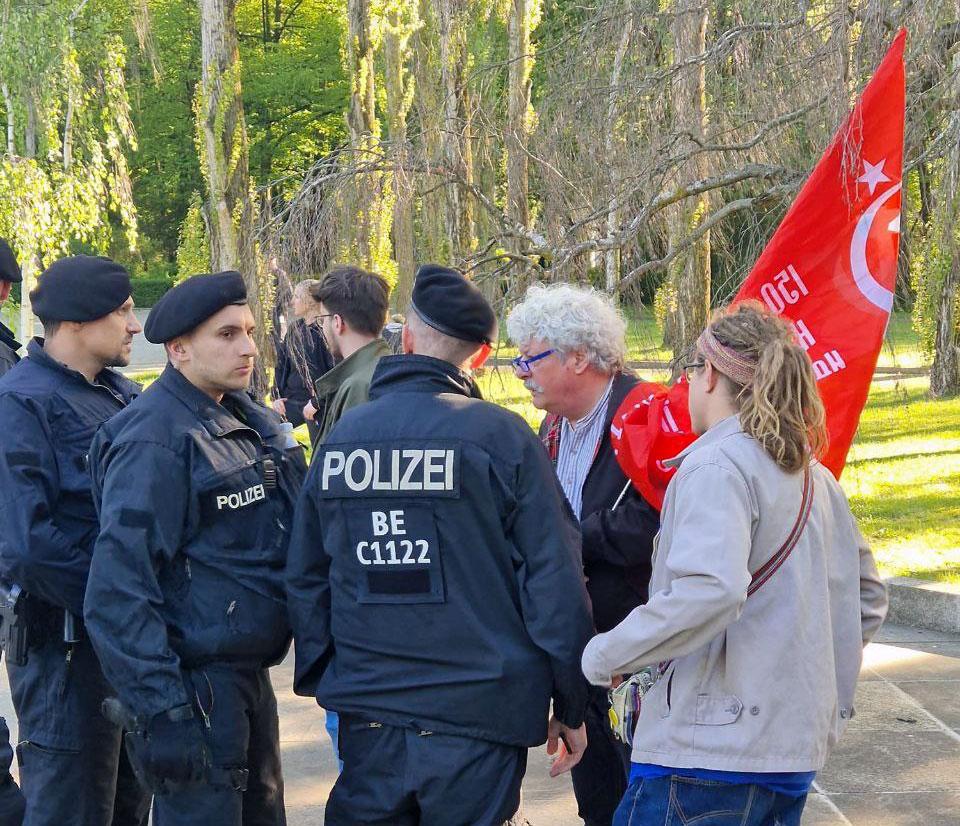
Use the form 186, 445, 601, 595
541, 372, 660, 633
287, 355, 594, 748
84, 365, 306, 720
0, 321, 19, 378
272, 319, 334, 427
0, 339, 139, 616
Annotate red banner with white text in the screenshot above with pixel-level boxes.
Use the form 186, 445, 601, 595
612, 30, 906, 509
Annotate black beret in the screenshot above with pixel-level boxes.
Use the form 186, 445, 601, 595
145, 271, 247, 343
30, 256, 131, 322
410, 264, 497, 345
0, 240, 21, 283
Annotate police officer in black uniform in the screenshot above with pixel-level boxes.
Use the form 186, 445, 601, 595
287, 264, 595, 826
0, 256, 150, 825
0, 238, 24, 824
83, 271, 306, 826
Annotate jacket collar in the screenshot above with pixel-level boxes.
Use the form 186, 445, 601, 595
664, 413, 742, 469
368, 354, 484, 401
26, 338, 139, 402
315, 337, 392, 398
0, 321, 20, 352
156, 363, 267, 440
604, 371, 638, 431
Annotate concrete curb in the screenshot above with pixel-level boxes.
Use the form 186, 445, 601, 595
885, 576, 960, 634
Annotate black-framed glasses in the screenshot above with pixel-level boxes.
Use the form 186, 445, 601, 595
680, 358, 706, 382
511, 348, 556, 374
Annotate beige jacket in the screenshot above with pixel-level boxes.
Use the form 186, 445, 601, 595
581, 415, 887, 772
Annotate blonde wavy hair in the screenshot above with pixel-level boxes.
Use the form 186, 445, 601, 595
704, 301, 827, 473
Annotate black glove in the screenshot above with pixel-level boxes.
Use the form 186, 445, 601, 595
142, 705, 208, 785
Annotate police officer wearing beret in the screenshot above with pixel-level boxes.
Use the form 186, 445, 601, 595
0, 238, 25, 825
0, 255, 150, 825
287, 264, 595, 825
83, 271, 306, 825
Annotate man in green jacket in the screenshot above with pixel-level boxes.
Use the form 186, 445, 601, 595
305, 264, 392, 444
301, 263, 391, 763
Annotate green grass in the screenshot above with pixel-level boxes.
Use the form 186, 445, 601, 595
494, 308, 927, 371
842, 376, 960, 584
131, 312, 956, 583
480, 368, 960, 585
483, 311, 955, 585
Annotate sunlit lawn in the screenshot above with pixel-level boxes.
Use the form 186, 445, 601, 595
129, 310, 958, 583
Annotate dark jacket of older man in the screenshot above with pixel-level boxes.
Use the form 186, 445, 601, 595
539, 369, 659, 826
540, 370, 659, 632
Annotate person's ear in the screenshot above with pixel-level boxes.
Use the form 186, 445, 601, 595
704, 361, 722, 394
0, 281, 10, 303
570, 350, 591, 375
401, 324, 414, 354
166, 337, 188, 368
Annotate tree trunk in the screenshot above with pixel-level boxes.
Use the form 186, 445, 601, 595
197, 0, 271, 380
604, 7, 633, 291
930, 252, 960, 397
346, 0, 377, 141
664, 1, 710, 358
506, 0, 538, 269
342, 0, 395, 283
930, 50, 960, 397
437, 0, 475, 263
2, 84, 14, 154
24, 89, 37, 158
384, 1, 417, 310
411, 0, 446, 264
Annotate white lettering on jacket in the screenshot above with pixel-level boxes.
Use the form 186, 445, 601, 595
215, 483, 267, 510
321, 449, 455, 492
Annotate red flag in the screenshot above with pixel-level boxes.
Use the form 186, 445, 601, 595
613, 30, 906, 508
611, 381, 696, 510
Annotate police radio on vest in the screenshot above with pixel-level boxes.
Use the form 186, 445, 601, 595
322, 448, 455, 492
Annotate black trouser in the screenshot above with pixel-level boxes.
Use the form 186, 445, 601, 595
151, 666, 284, 826
570, 686, 631, 826
325, 715, 527, 826
7, 637, 150, 826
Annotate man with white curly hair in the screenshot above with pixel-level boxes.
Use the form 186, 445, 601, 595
507, 283, 660, 826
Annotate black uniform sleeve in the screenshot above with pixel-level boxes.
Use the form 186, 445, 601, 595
0, 394, 90, 615
508, 432, 594, 729
83, 438, 191, 719
285, 460, 333, 697
580, 488, 660, 568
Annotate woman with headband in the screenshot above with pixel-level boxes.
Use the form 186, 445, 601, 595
581, 301, 888, 826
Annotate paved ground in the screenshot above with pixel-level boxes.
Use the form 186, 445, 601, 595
2, 621, 959, 824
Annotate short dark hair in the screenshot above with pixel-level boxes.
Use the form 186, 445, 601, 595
38, 317, 61, 338
313, 265, 389, 336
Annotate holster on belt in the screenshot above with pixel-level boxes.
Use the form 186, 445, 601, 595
0, 582, 28, 666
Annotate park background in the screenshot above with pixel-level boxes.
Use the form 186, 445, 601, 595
0, 3, 957, 582
0, 4, 959, 823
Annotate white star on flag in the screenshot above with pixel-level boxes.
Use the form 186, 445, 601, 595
857, 158, 891, 195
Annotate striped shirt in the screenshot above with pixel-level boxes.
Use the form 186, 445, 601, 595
556, 379, 614, 519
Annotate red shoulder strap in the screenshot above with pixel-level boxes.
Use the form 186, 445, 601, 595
747, 465, 814, 597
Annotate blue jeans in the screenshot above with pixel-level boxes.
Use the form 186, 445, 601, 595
614, 775, 807, 826
324, 710, 342, 771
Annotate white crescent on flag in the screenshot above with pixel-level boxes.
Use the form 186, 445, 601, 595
849, 182, 901, 313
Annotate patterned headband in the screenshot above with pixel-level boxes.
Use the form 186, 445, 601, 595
696, 326, 757, 386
